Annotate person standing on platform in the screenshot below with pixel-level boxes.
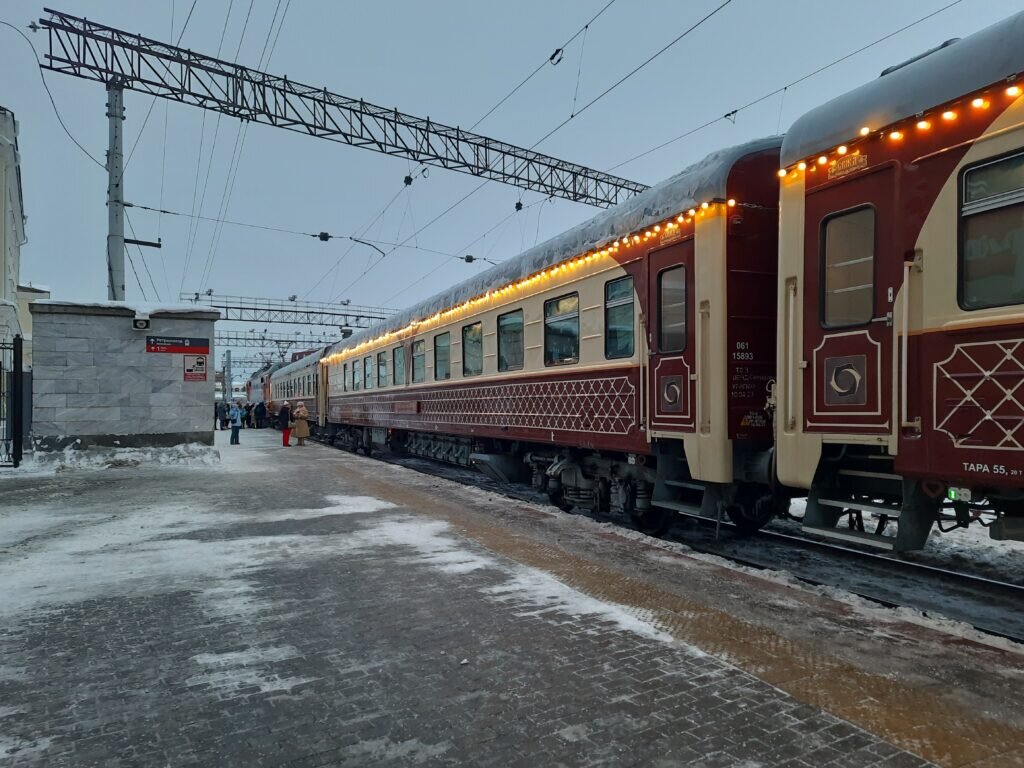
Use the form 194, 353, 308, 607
279, 401, 292, 447
293, 401, 310, 446
255, 400, 267, 429
244, 401, 254, 428
215, 400, 227, 430
228, 400, 244, 445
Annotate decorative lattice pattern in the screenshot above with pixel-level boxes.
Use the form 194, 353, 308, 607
335, 376, 638, 434
934, 339, 1024, 450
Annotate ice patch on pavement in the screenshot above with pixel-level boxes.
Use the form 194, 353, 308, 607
188, 645, 317, 695
320, 495, 398, 516
0, 736, 53, 760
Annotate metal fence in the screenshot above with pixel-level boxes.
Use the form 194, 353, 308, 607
1, 336, 24, 468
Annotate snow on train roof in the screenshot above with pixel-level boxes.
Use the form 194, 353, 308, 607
326, 136, 781, 359
273, 349, 327, 377
782, 10, 1024, 165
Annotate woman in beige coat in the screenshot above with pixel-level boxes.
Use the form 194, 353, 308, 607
292, 401, 311, 446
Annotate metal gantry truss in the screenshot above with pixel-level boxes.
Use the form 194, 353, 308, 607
40, 8, 649, 208
182, 293, 392, 327
215, 331, 342, 349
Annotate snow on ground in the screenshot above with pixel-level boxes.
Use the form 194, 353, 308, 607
7, 442, 220, 476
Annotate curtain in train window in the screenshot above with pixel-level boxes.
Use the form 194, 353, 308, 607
363, 356, 373, 389
393, 346, 406, 385
434, 333, 451, 380
821, 207, 875, 327
343, 363, 349, 392
352, 359, 361, 391
412, 340, 425, 383
961, 152, 1024, 309
377, 351, 388, 387
462, 322, 483, 376
497, 309, 524, 371
658, 266, 687, 352
544, 293, 579, 366
605, 276, 634, 359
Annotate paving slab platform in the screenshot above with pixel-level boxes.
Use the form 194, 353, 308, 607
0, 429, 1022, 767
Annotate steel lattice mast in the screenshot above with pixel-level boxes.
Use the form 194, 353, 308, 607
39, 8, 648, 208
182, 293, 393, 327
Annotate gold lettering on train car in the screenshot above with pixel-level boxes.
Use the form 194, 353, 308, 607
828, 154, 868, 180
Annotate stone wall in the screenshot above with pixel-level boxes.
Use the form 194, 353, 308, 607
30, 302, 219, 449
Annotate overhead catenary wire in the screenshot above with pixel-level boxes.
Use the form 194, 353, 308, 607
608, 0, 966, 171
469, 0, 617, 132
529, 0, 733, 150
124, 210, 161, 302
0, 20, 104, 169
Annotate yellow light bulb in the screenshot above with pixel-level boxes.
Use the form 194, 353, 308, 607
776, 169, 787, 178
676, 215, 684, 223
859, 126, 870, 136
653, 225, 660, 232
688, 208, 697, 216
613, 240, 620, 247
942, 110, 957, 121
701, 201, 709, 209
971, 97, 988, 108
837, 145, 848, 155
727, 199, 736, 207
1008, 85, 1022, 97
645, 230, 653, 237
916, 120, 931, 130
889, 130, 903, 140
797, 162, 807, 171
817, 156, 828, 165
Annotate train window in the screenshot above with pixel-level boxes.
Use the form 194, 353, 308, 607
605, 276, 634, 359
658, 267, 687, 352
352, 359, 361, 391
462, 322, 483, 376
821, 207, 875, 327
377, 351, 388, 387
343, 363, 348, 392
434, 332, 451, 380
497, 309, 524, 371
544, 293, 580, 366
960, 151, 1024, 309
364, 356, 373, 389
393, 346, 406, 385
412, 340, 425, 383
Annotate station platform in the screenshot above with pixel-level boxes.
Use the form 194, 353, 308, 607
0, 428, 1022, 767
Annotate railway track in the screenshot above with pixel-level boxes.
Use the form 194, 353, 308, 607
314, 435, 1024, 645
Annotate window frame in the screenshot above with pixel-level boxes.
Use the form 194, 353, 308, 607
363, 355, 373, 390
377, 350, 388, 388
352, 358, 361, 391
957, 148, 1024, 311
343, 362, 348, 392
817, 203, 877, 329
497, 308, 525, 372
544, 292, 581, 367
412, 339, 426, 383
604, 275, 635, 360
434, 332, 451, 381
393, 345, 406, 386
462, 321, 483, 377
657, 266, 688, 353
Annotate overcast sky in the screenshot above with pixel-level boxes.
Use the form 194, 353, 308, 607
2, 0, 1022, 373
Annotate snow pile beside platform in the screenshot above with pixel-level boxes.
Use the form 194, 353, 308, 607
917, 523, 1024, 585
16, 442, 220, 474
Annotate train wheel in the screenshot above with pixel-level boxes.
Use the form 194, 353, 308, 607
547, 489, 576, 513
726, 487, 778, 535
630, 506, 675, 537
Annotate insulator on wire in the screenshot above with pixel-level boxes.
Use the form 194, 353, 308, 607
463, 255, 475, 263
318, 232, 330, 241
515, 201, 523, 211
404, 175, 413, 186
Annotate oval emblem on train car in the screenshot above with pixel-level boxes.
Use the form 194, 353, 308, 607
824, 355, 867, 406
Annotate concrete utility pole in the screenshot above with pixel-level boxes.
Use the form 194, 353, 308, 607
224, 350, 233, 400
105, 78, 125, 301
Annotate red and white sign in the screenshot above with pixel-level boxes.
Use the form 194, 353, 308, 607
147, 336, 210, 354
184, 354, 208, 382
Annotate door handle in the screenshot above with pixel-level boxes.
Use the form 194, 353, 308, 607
870, 312, 893, 327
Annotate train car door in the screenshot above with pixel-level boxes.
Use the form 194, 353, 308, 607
802, 165, 898, 435
647, 239, 697, 436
